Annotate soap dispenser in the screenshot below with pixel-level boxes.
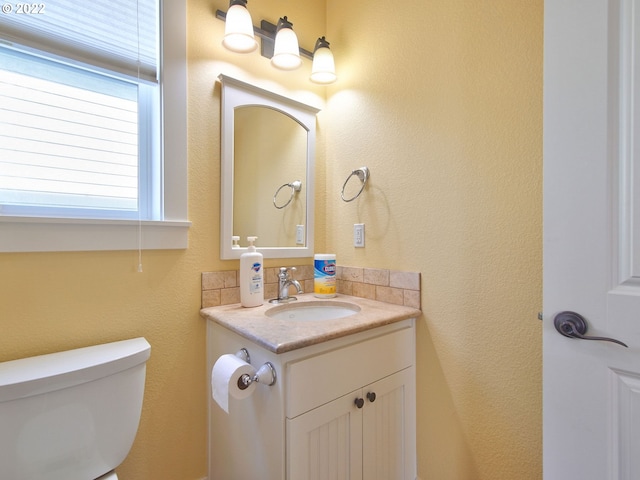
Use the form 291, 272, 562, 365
239, 236, 264, 307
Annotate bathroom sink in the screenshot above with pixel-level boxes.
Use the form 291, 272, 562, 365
266, 301, 361, 321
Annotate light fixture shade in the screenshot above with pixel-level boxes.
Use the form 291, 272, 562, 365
271, 17, 302, 70
222, 0, 257, 53
310, 37, 336, 84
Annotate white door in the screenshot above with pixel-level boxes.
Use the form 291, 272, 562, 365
544, 1, 640, 478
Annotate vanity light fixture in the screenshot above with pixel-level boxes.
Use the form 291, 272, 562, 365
215, 8, 337, 84
221, 0, 258, 53
271, 17, 302, 70
310, 37, 337, 84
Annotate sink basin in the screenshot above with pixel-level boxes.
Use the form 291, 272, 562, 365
266, 301, 361, 321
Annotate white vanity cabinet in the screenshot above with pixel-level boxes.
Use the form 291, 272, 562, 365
285, 324, 416, 480
205, 308, 417, 480
287, 368, 414, 480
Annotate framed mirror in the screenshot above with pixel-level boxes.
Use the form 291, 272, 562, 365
219, 75, 320, 259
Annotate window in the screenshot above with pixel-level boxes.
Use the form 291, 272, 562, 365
0, 0, 188, 252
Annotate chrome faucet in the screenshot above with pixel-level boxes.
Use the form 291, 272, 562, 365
270, 267, 303, 303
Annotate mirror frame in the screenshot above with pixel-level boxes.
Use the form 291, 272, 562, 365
219, 74, 320, 259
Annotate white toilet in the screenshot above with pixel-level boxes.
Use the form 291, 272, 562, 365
0, 337, 151, 480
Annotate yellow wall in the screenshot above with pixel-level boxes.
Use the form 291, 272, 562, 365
0, 0, 542, 479
324, 0, 543, 478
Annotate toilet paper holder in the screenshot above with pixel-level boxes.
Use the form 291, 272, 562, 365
236, 348, 250, 364
234, 349, 277, 390
237, 362, 277, 390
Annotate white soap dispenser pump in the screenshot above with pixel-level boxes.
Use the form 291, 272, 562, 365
239, 236, 264, 307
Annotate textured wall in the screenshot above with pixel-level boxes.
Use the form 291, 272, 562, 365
0, 0, 542, 478
324, 0, 543, 478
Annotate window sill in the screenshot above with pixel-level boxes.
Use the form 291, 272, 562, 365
0, 216, 190, 252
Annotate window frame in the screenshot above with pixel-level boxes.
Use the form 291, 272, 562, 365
0, 0, 189, 252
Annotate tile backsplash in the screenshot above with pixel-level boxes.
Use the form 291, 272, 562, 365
201, 265, 421, 309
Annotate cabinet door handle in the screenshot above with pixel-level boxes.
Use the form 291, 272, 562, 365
354, 397, 364, 409
366, 392, 376, 403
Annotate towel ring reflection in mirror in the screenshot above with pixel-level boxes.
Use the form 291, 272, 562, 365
273, 180, 302, 209
341, 167, 370, 202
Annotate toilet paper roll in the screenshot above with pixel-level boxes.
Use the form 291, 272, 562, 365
211, 354, 257, 413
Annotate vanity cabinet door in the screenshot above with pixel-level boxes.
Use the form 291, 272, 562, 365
286, 369, 415, 480
287, 390, 363, 480
362, 368, 415, 480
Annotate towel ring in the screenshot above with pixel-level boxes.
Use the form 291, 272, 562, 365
341, 167, 370, 202
273, 180, 302, 209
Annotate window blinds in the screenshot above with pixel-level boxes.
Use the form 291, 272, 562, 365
0, 1, 159, 218
0, 0, 158, 82
0, 49, 140, 213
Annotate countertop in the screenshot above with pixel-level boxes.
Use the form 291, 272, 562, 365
200, 293, 421, 354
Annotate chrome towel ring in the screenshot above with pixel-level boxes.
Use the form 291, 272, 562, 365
341, 167, 370, 202
273, 180, 302, 209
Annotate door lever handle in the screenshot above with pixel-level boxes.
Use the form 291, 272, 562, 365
554, 311, 628, 348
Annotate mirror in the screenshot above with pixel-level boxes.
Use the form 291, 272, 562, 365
219, 75, 320, 259
233, 106, 307, 247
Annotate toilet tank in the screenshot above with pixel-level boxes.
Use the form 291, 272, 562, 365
0, 337, 151, 480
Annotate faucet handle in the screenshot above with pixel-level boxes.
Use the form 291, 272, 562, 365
278, 266, 296, 278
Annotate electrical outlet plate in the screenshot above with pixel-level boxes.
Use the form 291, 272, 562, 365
296, 225, 305, 245
354, 223, 365, 247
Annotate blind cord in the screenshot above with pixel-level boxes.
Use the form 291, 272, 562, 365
136, 0, 143, 273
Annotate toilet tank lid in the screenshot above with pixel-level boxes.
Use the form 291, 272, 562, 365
0, 337, 151, 403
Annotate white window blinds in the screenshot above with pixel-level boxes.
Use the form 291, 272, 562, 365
0, 0, 159, 219
0, 0, 158, 82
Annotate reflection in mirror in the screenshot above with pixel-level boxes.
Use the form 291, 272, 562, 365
233, 106, 307, 247
219, 75, 320, 259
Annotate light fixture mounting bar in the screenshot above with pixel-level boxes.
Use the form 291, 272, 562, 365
216, 10, 314, 60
